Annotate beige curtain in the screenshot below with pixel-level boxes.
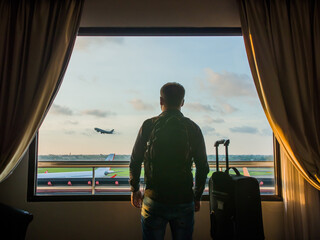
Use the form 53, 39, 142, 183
0, 0, 84, 182
239, 0, 320, 238
238, 0, 320, 189
281, 147, 320, 239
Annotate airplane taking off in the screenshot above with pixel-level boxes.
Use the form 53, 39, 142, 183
37, 154, 117, 181
94, 128, 114, 134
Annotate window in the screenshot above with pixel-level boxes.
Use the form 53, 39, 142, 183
28, 28, 281, 201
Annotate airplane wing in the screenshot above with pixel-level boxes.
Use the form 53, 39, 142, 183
38, 171, 93, 179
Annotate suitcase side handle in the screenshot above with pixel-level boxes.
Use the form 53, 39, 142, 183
225, 167, 241, 176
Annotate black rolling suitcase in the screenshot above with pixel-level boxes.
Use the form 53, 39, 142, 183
209, 139, 264, 240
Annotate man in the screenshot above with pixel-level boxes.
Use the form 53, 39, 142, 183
129, 82, 209, 240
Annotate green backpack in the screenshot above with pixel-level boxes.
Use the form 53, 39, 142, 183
144, 115, 192, 192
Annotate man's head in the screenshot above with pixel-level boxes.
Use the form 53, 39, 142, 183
160, 82, 185, 110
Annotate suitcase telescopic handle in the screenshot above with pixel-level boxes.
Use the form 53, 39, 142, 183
214, 139, 225, 147
215, 139, 224, 171
214, 139, 230, 171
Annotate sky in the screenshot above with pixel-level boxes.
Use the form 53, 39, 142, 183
38, 36, 273, 155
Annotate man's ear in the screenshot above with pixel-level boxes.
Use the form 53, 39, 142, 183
181, 99, 185, 107
160, 97, 165, 106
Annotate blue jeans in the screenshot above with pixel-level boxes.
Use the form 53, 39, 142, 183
141, 196, 195, 240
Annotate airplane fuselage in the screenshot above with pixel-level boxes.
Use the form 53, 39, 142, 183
94, 128, 114, 134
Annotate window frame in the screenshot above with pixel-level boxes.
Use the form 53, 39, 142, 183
27, 27, 282, 202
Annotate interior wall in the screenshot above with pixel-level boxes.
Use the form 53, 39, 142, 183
0, 153, 284, 240
80, 0, 241, 27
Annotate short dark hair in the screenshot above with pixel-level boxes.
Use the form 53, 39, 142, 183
160, 82, 185, 108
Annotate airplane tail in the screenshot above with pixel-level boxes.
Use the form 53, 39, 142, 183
101, 154, 117, 177
105, 153, 115, 161
242, 167, 264, 187
243, 167, 250, 176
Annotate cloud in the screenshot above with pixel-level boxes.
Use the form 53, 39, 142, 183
81, 128, 93, 137
208, 104, 238, 115
185, 102, 216, 112
201, 69, 256, 98
202, 126, 216, 135
129, 99, 154, 111
75, 38, 124, 51
186, 102, 236, 115
222, 103, 238, 114
212, 118, 225, 123
82, 109, 114, 118
64, 130, 76, 135
50, 104, 73, 115
203, 115, 225, 124
65, 120, 78, 125
229, 126, 259, 134
261, 128, 273, 136
78, 75, 99, 84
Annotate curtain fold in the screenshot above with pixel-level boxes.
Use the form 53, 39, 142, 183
281, 146, 320, 239
238, 0, 320, 189
0, 0, 84, 182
